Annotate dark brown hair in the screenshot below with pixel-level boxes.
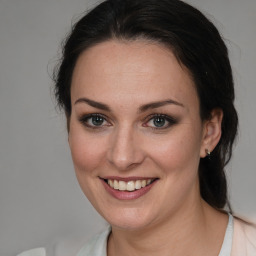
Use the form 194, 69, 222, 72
54, 0, 238, 210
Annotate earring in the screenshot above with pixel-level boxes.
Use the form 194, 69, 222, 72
205, 149, 211, 160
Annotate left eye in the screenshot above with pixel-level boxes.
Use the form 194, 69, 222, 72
79, 114, 110, 128
144, 115, 176, 129
151, 116, 167, 127
89, 115, 106, 126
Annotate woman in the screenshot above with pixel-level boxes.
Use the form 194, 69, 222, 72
18, 0, 256, 255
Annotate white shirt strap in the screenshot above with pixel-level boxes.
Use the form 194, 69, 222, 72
17, 248, 46, 256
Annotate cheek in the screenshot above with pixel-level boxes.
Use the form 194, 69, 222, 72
69, 126, 107, 175
147, 126, 202, 175
68, 126, 109, 206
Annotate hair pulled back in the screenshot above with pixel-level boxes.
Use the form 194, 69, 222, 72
54, 0, 238, 210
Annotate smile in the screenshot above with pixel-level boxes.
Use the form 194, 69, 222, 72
101, 177, 158, 200
106, 179, 155, 192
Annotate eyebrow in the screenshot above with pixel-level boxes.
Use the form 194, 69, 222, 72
74, 97, 184, 112
138, 99, 184, 113
75, 98, 111, 111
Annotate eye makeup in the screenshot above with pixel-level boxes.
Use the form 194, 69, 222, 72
78, 113, 111, 130
142, 113, 178, 130
77, 112, 179, 132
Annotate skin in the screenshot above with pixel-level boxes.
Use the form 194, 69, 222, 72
69, 40, 228, 256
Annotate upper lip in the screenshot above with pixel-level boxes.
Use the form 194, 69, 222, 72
100, 176, 158, 182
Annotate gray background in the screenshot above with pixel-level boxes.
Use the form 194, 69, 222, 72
0, 0, 255, 255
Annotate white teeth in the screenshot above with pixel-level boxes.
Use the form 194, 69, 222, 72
135, 180, 142, 189
108, 180, 113, 187
119, 181, 126, 191
107, 179, 154, 191
114, 180, 119, 189
127, 181, 135, 191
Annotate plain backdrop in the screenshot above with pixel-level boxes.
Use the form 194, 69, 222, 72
0, 0, 255, 255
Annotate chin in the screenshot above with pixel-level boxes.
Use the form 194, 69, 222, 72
100, 206, 158, 231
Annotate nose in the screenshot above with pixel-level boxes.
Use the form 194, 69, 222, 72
107, 125, 145, 171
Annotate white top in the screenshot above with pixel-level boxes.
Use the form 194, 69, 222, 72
76, 214, 234, 256
76, 227, 111, 256
17, 248, 46, 256
218, 214, 233, 256
20, 214, 256, 256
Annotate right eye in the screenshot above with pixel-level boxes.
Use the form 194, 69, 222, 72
79, 114, 111, 129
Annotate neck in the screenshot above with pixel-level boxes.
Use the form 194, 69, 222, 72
108, 199, 228, 256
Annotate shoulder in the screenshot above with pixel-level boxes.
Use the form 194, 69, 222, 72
76, 227, 111, 256
232, 216, 256, 255
17, 248, 46, 256
16, 228, 111, 256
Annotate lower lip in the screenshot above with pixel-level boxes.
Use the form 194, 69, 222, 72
101, 179, 158, 200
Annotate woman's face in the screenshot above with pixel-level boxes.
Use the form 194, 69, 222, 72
69, 40, 210, 230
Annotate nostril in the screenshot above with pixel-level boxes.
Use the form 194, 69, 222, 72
106, 130, 145, 169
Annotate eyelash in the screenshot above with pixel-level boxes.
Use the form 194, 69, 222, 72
143, 113, 177, 130
78, 113, 177, 130
78, 114, 111, 129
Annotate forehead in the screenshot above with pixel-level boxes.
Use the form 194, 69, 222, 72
71, 40, 198, 110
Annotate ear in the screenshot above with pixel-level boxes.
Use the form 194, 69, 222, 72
200, 108, 223, 158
